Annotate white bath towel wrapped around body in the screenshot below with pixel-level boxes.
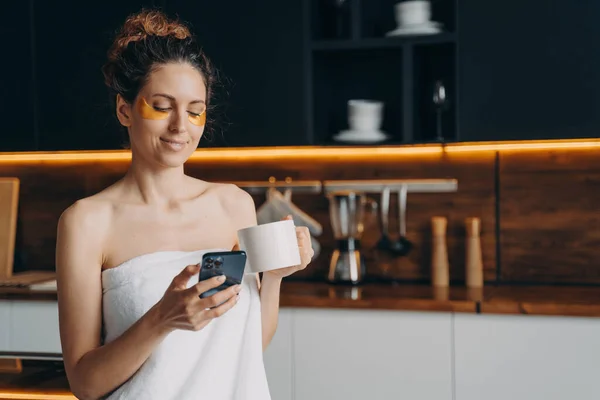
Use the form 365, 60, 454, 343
101, 248, 271, 400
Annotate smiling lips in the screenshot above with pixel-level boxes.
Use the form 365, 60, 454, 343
160, 137, 188, 151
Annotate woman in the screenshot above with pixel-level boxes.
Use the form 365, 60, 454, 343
55, 9, 313, 400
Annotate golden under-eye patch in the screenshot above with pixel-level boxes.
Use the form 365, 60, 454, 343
136, 96, 206, 126
188, 109, 206, 126
137, 97, 169, 120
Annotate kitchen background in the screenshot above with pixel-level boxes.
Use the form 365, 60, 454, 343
2, 0, 600, 284
2, 0, 600, 399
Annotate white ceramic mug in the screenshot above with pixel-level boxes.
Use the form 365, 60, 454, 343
348, 99, 383, 132
395, 0, 431, 27
237, 219, 301, 274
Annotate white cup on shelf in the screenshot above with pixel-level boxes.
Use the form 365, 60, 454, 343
395, 0, 431, 27
347, 99, 383, 132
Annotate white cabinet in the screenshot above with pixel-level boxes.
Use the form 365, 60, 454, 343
263, 308, 293, 400
454, 313, 600, 400
293, 308, 453, 400
4, 297, 600, 400
0, 301, 10, 352
10, 301, 62, 355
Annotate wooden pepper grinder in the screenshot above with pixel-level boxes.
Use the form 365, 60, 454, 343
465, 217, 483, 288
431, 216, 449, 287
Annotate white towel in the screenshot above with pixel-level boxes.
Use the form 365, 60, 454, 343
101, 249, 271, 400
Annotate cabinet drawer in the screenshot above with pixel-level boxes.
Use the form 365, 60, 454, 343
263, 309, 293, 400
10, 301, 61, 355
454, 313, 600, 400
0, 302, 10, 352
293, 308, 453, 400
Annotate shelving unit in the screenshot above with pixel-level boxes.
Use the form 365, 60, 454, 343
312, 33, 456, 51
305, 0, 458, 145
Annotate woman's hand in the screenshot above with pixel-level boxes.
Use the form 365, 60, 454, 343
151, 265, 241, 334
263, 215, 315, 280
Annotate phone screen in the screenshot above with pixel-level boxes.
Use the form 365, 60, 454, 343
198, 250, 247, 299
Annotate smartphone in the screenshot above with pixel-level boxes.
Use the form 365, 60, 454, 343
198, 250, 247, 299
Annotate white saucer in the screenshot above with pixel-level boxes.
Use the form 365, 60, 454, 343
386, 21, 443, 36
333, 130, 391, 144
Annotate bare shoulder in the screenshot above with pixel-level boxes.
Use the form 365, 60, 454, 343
58, 195, 112, 238
204, 181, 257, 228
57, 192, 115, 268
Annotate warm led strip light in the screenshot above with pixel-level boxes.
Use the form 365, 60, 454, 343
0, 391, 76, 399
445, 139, 600, 152
0, 139, 598, 163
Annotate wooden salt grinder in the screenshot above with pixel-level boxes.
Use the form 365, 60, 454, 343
431, 216, 449, 287
465, 217, 483, 288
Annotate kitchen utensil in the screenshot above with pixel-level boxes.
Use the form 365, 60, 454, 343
376, 186, 393, 251
431, 216, 449, 287
390, 184, 413, 256
327, 190, 376, 284
465, 217, 483, 288
0, 178, 19, 280
433, 80, 448, 142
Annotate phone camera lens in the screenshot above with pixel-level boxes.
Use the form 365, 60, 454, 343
205, 257, 214, 263
215, 257, 223, 267
205, 263, 213, 269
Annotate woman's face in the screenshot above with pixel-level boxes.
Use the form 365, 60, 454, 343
117, 62, 207, 168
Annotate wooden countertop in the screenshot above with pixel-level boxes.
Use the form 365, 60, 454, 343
3, 281, 600, 317
0, 287, 57, 301
481, 285, 600, 317
279, 281, 481, 313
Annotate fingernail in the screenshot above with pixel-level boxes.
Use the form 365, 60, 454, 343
217, 275, 226, 282
234, 285, 242, 293
236, 294, 240, 302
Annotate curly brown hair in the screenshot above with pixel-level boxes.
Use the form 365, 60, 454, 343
102, 9, 216, 110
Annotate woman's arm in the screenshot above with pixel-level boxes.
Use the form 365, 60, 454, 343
56, 201, 238, 400
258, 220, 313, 350
230, 189, 314, 351
56, 202, 170, 400
257, 274, 283, 350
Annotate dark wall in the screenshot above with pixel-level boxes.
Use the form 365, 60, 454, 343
2, 0, 600, 151
165, 0, 307, 147
458, 0, 600, 141
0, 0, 305, 151
1, 1, 36, 151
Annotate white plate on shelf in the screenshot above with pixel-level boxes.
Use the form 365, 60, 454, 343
333, 130, 391, 144
386, 21, 443, 36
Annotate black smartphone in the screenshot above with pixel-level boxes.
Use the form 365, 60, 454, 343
198, 250, 247, 299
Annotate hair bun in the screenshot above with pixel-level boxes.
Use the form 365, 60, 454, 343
107, 9, 191, 62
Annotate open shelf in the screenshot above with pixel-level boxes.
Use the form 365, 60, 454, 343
307, 0, 458, 145
360, 0, 456, 39
310, 0, 456, 42
412, 43, 457, 142
312, 49, 405, 145
312, 33, 456, 51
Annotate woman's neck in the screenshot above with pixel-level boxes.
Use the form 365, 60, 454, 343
122, 157, 189, 205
